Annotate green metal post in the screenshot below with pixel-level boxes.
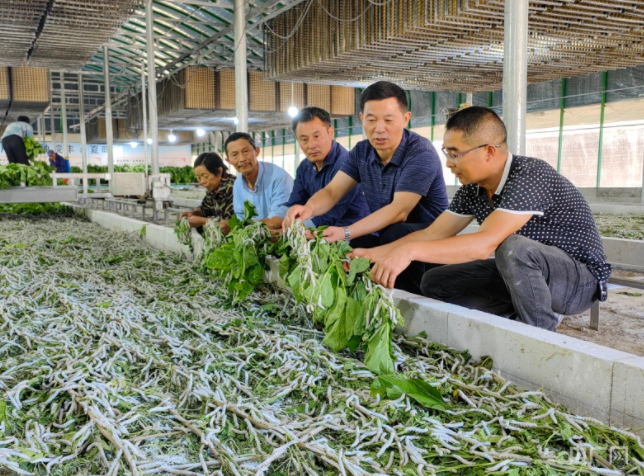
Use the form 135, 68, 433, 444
271, 130, 275, 164
282, 129, 286, 166
488, 91, 493, 107
557, 78, 567, 173
596, 71, 608, 188
406, 90, 412, 129
333, 119, 338, 139
348, 116, 353, 149
430, 92, 436, 141
455, 93, 461, 185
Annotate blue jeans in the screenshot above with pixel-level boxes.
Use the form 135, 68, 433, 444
420, 234, 599, 331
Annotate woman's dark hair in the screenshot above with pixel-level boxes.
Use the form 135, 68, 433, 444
291, 106, 332, 132
359, 81, 407, 113
194, 152, 227, 176
17, 116, 31, 124
224, 132, 256, 155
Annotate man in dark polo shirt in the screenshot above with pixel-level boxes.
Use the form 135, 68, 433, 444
282, 106, 370, 228
283, 81, 448, 293
350, 106, 610, 331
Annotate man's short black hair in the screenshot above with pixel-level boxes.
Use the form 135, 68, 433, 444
291, 106, 332, 133
445, 106, 507, 144
359, 81, 407, 113
224, 132, 256, 155
194, 152, 228, 176
17, 116, 31, 124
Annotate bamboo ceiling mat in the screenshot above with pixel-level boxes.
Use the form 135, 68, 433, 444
265, 0, 644, 92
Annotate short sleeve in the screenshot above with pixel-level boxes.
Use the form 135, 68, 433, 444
339, 146, 362, 183
233, 179, 245, 220
498, 163, 551, 215
447, 187, 475, 216
393, 149, 440, 197
268, 169, 294, 219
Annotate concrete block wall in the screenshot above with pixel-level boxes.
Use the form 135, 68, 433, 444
74, 206, 644, 435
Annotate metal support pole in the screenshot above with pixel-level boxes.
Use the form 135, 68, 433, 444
430, 91, 436, 142
557, 78, 567, 173
348, 116, 352, 149
38, 115, 45, 143
141, 65, 149, 183
61, 75, 68, 158
503, 0, 529, 155
146, 0, 160, 174
234, 0, 248, 132
49, 102, 55, 148
282, 129, 285, 164
78, 74, 89, 196
103, 45, 115, 193
49, 73, 56, 148
596, 71, 608, 189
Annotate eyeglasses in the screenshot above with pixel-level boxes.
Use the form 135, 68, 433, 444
441, 144, 501, 162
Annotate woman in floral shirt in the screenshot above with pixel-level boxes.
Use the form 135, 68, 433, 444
180, 152, 235, 233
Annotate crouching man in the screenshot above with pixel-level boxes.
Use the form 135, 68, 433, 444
351, 106, 610, 331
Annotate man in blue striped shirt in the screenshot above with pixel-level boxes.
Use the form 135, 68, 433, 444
282, 107, 370, 229
284, 81, 448, 293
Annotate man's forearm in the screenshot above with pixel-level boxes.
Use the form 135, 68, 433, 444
406, 232, 497, 265
347, 204, 411, 239
305, 187, 339, 218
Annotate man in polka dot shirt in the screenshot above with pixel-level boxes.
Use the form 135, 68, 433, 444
350, 106, 610, 331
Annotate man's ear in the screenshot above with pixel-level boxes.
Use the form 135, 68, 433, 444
403, 111, 412, 126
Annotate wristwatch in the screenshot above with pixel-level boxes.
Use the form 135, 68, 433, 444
344, 227, 351, 244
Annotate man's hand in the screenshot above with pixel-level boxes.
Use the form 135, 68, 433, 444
348, 246, 386, 262
187, 216, 207, 228
218, 219, 231, 236
320, 226, 346, 244
370, 245, 413, 289
283, 205, 314, 232
180, 211, 194, 219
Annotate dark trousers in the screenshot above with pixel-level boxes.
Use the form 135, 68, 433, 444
350, 222, 429, 295
420, 234, 599, 331
2, 135, 30, 165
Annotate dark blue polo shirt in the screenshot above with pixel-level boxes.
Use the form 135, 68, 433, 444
340, 128, 448, 225
284, 141, 370, 227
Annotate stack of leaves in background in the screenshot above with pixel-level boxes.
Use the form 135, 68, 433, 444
77, 164, 197, 184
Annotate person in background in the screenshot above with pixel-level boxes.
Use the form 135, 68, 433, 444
180, 152, 236, 234
283, 81, 448, 293
350, 106, 610, 331
1, 116, 33, 165
283, 106, 370, 228
225, 132, 293, 233
47, 149, 71, 173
